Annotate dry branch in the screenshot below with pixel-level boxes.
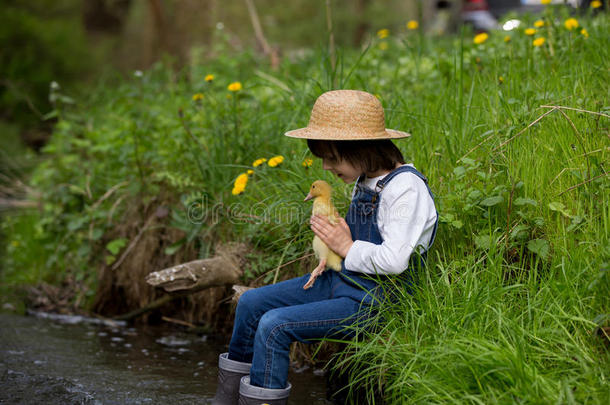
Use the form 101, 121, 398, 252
540, 105, 610, 119
253, 252, 314, 283
558, 109, 591, 180
111, 210, 160, 271
244, 0, 280, 69
90, 181, 128, 212
0, 198, 38, 209
325, 0, 336, 71
557, 172, 610, 196
492, 107, 558, 152
161, 315, 196, 329
464, 104, 609, 160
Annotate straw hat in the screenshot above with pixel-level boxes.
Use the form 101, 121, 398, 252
284, 90, 410, 140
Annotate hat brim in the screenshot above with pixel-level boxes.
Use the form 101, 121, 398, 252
284, 127, 411, 140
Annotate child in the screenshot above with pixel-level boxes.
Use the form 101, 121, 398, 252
212, 90, 438, 405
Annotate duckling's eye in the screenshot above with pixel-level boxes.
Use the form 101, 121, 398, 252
312, 185, 316, 188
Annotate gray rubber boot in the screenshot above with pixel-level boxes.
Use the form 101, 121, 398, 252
238, 376, 291, 405
211, 353, 252, 405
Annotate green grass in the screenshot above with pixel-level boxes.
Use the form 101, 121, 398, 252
1, 5, 609, 402
335, 244, 608, 403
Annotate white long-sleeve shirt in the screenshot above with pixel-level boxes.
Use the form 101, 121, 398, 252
343, 164, 438, 275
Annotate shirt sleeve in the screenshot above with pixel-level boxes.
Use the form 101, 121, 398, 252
343, 175, 436, 275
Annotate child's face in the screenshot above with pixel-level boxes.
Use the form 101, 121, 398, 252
322, 157, 362, 184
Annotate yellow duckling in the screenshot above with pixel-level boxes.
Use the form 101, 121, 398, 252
303, 180, 343, 289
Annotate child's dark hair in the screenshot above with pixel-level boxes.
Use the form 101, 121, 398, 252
307, 139, 405, 173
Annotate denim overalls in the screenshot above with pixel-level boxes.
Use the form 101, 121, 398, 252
228, 165, 438, 389
339, 165, 439, 299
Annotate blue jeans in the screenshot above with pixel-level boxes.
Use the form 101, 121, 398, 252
227, 270, 380, 389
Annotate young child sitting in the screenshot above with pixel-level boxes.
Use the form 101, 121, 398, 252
212, 90, 438, 405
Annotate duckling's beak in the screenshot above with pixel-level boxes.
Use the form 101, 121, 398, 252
304, 193, 314, 201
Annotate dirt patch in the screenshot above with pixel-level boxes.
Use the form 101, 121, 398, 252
91, 194, 238, 331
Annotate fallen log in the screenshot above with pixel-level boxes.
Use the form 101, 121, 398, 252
114, 242, 250, 321
145, 242, 249, 293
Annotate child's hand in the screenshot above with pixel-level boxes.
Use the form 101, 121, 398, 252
310, 215, 353, 258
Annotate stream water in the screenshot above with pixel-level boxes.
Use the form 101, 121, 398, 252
0, 313, 331, 404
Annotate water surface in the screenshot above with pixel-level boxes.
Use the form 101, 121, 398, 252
0, 313, 331, 404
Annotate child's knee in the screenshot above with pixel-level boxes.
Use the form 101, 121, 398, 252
236, 288, 261, 316
256, 310, 290, 348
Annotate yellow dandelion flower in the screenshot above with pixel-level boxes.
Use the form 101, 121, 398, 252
228, 82, 242, 92
378, 41, 388, 50
234, 173, 248, 187
406, 20, 419, 30
252, 158, 267, 167
591, 1, 602, 8
268, 155, 284, 167
533, 37, 546, 47
377, 28, 389, 39
302, 158, 313, 168
525, 28, 536, 36
192, 93, 204, 101
247, 169, 254, 175
504, 35, 511, 42
564, 18, 579, 30
205, 74, 214, 82
498, 76, 504, 84
232, 173, 249, 195
541, 0, 551, 4
580, 28, 589, 38
473, 32, 489, 44
534, 20, 545, 28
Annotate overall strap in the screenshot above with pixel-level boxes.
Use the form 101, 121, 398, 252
376, 165, 438, 248
355, 173, 366, 186
376, 165, 428, 191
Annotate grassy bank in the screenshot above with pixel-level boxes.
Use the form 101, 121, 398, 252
1, 4, 608, 403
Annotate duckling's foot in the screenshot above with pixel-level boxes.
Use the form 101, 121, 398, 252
303, 272, 321, 290
303, 273, 318, 289
304, 260, 326, 289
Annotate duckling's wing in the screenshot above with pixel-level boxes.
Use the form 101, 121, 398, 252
328, 205, 340, 225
